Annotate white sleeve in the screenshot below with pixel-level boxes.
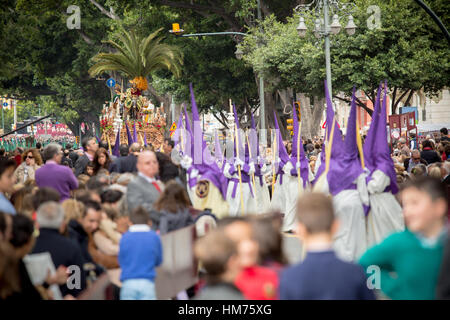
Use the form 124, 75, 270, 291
367, 170, 391, 194
356, 172, 370, 206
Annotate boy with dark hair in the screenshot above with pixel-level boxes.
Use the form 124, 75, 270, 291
440, 127, 450, 142
194, 228, 244, 300
118, 206, 162, 300
279, 192, 375, 300
360, 176, 448, 300
0, 158, 17, 215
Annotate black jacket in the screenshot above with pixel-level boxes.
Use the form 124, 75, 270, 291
155, 208, 194, 235
67, 220, 104, 277
69, 151, 79, 166
110, 154, 137, 173
32, 228, 87, 297
420, 149, 441, 165
74, 153, 90, 176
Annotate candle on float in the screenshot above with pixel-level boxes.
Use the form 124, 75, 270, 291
229, 99, 232, 113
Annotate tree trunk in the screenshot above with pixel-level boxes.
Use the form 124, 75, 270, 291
295, 93, 325, 141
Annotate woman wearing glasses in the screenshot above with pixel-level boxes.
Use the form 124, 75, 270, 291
14, 148, 43, 184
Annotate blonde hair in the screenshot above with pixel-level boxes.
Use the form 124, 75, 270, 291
61, 199, 85, 223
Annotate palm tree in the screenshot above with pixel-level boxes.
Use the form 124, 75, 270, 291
89, 27, 183, 90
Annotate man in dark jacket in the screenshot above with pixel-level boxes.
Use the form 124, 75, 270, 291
32, 201, 86, 297
404, 150, 428, 173
110, 142, 140, 173
74, 137, 98, 176
68, 200, 105, 280
421, 140, 442, 165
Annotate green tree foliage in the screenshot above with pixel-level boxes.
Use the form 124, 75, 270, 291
239, 0, 449, 115
89, 28, 183, 81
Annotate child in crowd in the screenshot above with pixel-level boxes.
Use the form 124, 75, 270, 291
220, 218, 279, 300
118, 206, 162, 300
359, 176, 448, 300
0, 159, 17, 215
280, 192, 375, 300
194, 228, 244, 300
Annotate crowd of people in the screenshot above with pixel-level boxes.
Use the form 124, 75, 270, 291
0, 122, 449, 300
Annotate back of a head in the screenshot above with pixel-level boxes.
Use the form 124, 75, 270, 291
249, 213, 286, 265
101, 189, 123, 204
99, 141, 108, 150
428, 166, 442, 179
130, 206, 149, 225
0, 158, 16, 177
10, 214, 34, 248
153, 180, 190, 213
62, 199, 85, 222
119, 144, 129, 157
0, 148, 5, 156
441, 127, 448, 136
87, 176, 108, 191
296, 192, 335, 234
194, 229, 237, 282
422, 140, 432, 149
117, 173, 135, 186
129, 143, 141, 154
36, 142, 42, 149
32, 187, 61, 211
37, 201, 64, 230
43, 143, 61, 162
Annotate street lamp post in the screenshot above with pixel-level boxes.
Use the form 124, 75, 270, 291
295, 0, 357, 100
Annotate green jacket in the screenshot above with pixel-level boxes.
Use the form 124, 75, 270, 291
359, 229, 447, 300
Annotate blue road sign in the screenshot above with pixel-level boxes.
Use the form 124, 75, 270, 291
106, 78, 116, 88
2, 102, 7, 107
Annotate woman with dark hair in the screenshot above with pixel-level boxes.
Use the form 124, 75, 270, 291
421, 140, 441, 165
8, 214, 42, 300
14, 148, 43, 185
152, 180, 194, 234
249, 213, 287, 274
93, 148, 112, 175
155, 152, 180, 183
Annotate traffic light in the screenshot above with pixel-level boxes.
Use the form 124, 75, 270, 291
294, 101, 301, 122
287, 118, 294, 136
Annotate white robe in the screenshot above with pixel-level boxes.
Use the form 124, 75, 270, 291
313, 176, 367, 262
278, 162, 315, 232
224, 163, 259, 217
365, 170, 405, 248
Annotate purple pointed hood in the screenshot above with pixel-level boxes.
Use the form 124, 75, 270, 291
313, 80, 344, 193
112, 128, 120, 157
332, 87, 365, 192
186, 83, 228, 199
132, 122, 138, 143
290, 102, 310, 188
143, 131, 148, 147
363, 84, 382, 172
371, 81, 398, 194
125, 121, 133, 146
273, 111, 290, 174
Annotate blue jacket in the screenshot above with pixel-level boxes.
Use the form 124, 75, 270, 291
119, 226, 162, 282
280, 250, 375, 300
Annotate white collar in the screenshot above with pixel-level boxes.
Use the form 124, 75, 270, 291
138, 172, 156, 184
129, 224, 151, 232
